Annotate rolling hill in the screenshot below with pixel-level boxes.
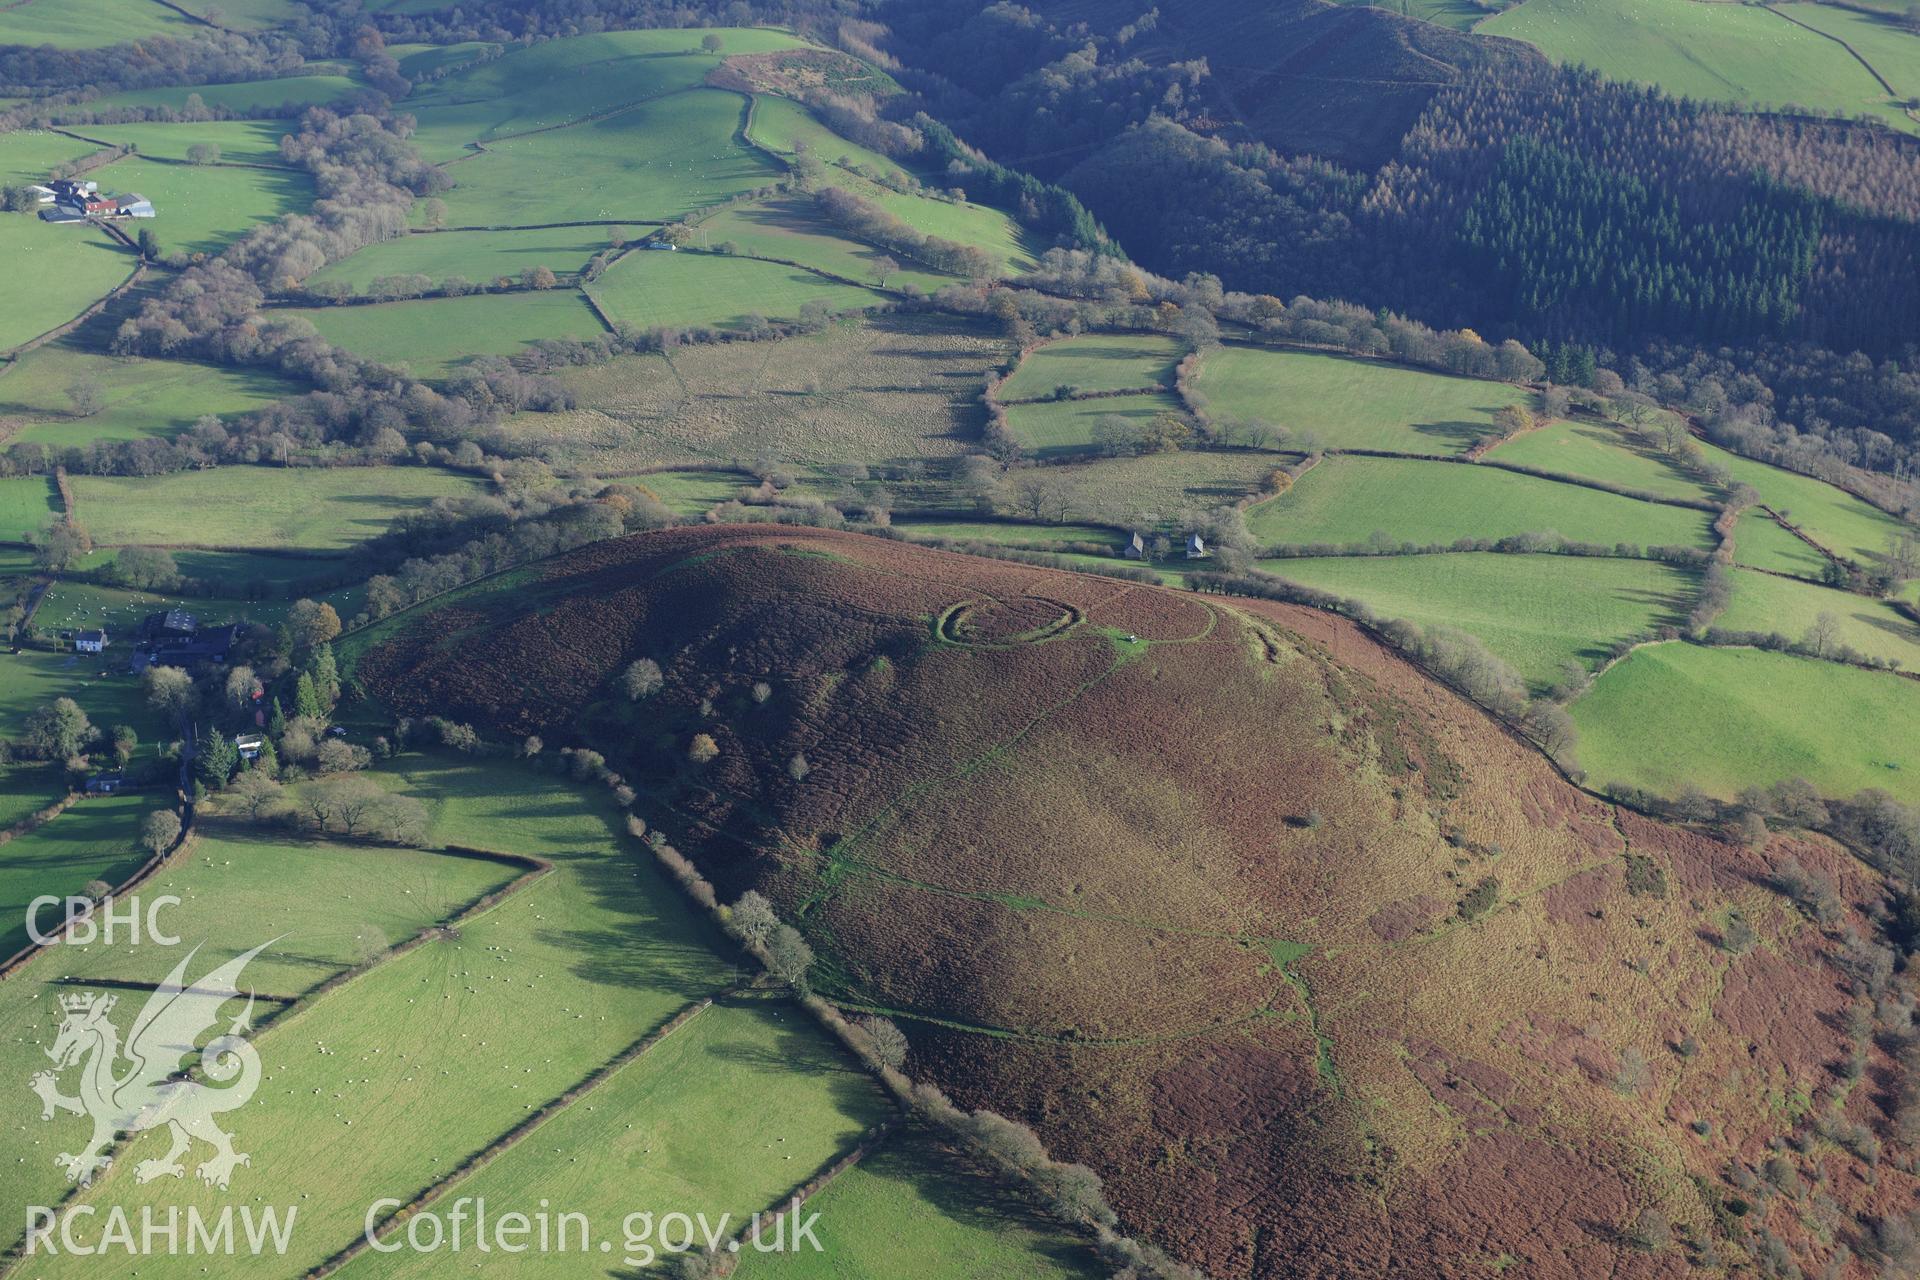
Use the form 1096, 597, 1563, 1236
354, 523, 1904, 1279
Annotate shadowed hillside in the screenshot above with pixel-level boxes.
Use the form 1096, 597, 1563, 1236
359, 526, 1914, 1279
1034, 0, 1545, 166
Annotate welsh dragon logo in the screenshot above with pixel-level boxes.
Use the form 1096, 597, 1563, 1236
29, 941, 273, 1191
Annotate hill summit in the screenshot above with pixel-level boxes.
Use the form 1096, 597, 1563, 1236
362, 525, 1905, 1278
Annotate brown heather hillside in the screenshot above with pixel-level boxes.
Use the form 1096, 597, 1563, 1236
360, 526, 1917, 1279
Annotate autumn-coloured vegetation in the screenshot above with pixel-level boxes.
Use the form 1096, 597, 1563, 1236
360, 524, 1919, 1279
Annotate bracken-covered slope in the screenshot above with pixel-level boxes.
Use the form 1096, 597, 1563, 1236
360, 526, 1910, 1279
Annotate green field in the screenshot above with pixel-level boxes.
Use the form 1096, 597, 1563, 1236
1717, 567, 1920, 670
1247, 455, 1716, 550
1334, 0, 1486, 29
1704, 441, 1915, 573
895, 518, 1124, 549
1044, 450, 1283, 529
0, 129, 100, 186
66, 120, 298, 168
0, 793, 160, 957
735, 1126, 1102, 1280
0, 825, 518, 1230
0, 0, 194, 49
69, 545, 352, 588
86, 72, 366, 115
28, 756, 737, 1279
343, 995, 892, 1279
1, 344, 295, 446
172, 0, 303, 28
391, 41, 499, 81
46, 830, 517, 993
68, 465, 483, 549
432, 89, 782, 225
1003, 392, 1187, 458
1732, 509, 1826, 578
1776, 4, 1920, 104
0, 649, 172, 762
84, 156, 313, 256
831, 168, 1037, 276
587, 250, 884, 332
1485, 417, 1716, 503
0, 762, 63, 832
1191, 346, 1530, 455
0, 217, 136, 353
286, 291, 608, 378
1572, 642, 1920, 804
625, 467, 753, 514
310, 226, 615, 291
697, 197, 956, 293
999, 333, 1184, 400
1261, 551, 1697, 684
746, 94, 912, 183
403, 28, 807, 160
1481, 0, 1913, 129
0, 475, 61, 540
32, 574, 365, 636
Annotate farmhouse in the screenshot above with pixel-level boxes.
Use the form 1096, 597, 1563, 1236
1186, 533, 1208, 559
84, 773, 124, 795
37, 176, 155, 224
1124, 531, 1146, 559
75, 629, 107, 654
234, 734, 264, 761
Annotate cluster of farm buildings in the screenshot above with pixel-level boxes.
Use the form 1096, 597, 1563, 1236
72, 608, 240, 670
31, 177, 155, 224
